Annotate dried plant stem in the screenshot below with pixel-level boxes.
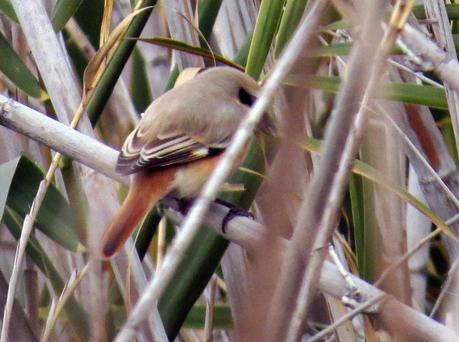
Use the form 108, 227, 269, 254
0, 170, 56, 342
114, 0, 329, 339
424, 0, 459, 160
267, 1, 414, 340
375, 227, 442, 287
41, 261, 94, 342
204, 278, 217, 342
378, 104, 459, 210
305, 294, 386, 342
401, 23, 459, 93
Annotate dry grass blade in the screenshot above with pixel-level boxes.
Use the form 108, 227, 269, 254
1, 155, 65, 342
163, 1, 205, 69
83, 6, 152, 101
305, 294, 386, 342
100, 0, 114, 48
204, 278, 217, 342
40, 261, 93, 342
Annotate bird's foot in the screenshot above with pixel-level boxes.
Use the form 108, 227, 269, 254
215, 198, 253, 233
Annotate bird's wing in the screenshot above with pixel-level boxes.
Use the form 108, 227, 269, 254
116, 126, 232, 175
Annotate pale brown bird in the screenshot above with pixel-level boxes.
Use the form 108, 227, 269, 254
100, 67, 274, 258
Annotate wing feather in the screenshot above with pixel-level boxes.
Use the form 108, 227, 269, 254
116, 128, 229, 175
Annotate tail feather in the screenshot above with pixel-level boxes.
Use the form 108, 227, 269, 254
100, 170, 174, 258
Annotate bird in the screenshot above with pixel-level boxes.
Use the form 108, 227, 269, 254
100, 66, 275, 258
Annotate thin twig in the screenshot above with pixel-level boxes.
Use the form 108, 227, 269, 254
424, 0, 459, 161
378, 104, 459, 210
41, 261, 94, 342
204, 278, 217, 342
429, 260, 459, 318
375, 227, 442, 287
401, 23, 459, 93
305, 294, 386, 342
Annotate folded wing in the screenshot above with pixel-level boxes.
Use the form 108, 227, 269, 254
116, 126, 231, 175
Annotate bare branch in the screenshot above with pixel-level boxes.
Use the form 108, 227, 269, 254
0, 95, 125, 184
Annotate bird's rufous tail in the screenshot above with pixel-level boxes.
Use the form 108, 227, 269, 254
100, 170, 175, 258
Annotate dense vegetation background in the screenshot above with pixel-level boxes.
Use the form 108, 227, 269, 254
0, 0, 459, 341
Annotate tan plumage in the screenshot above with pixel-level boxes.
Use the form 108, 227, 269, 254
101, 67, 274, 258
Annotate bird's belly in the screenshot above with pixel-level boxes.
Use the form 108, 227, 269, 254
169, 142, 249, 199
169, 155, 222, 198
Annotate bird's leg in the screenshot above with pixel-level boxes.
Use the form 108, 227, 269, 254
175, 197, 193, 215
215, 198, 253, 233
162, 197, 253, 234
157, 196, 192, 216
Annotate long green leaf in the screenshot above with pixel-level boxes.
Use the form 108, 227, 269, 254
51, 0, 84, 32
198, 0, 223, 47
73, 0, 104, 48
348, 174, 365, 271
383, 83, 447, 110
0, 157, 19, 220
3, 209, 89, 340
325, 5, 459, 31
0, 32, 43, 98
285, 75, 448, 109
183, 304, 232, 329
0, 0, 17, 22
86, 0, 157, 125
413, 4, 459, 19
4, 156, 83, 252
246, 0, 286, 78
159, 230, 229, 339
308, 42, 353, 57
131, 47, 152, 112
136, 37, 243, 70
275, 0, 308, 56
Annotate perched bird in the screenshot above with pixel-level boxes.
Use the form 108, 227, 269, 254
100, 67, 274, 258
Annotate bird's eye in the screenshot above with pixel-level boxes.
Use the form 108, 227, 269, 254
238, 88, 256, 106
